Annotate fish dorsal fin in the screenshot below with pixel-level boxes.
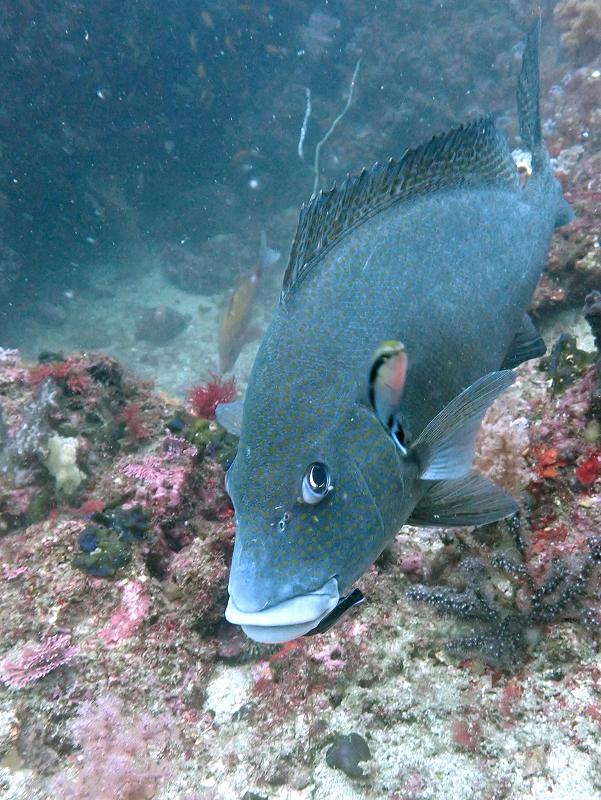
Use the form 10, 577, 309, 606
517, 21, 543, 170
281, 114, 519, 301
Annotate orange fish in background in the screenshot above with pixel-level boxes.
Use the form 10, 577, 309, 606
218, 231, 280, 373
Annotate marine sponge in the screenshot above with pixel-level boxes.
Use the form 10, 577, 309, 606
44, 434, 85, 494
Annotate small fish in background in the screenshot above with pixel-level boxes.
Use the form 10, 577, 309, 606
217, 231, 280, 373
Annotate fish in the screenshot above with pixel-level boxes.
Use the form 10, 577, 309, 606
221, 24, 574, 644
217, 231, 280, 373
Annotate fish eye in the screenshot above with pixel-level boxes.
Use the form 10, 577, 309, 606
301, 462, 333, 504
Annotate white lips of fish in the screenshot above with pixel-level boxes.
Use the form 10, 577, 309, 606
224, 577, 340, 643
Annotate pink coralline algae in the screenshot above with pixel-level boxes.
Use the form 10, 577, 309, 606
51, 695, 177, 800
98, 580, 151, 647
0, 633, 78, 689
0, 347, 25, 384
120, 434, 197, 509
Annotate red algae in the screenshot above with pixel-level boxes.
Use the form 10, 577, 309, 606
575, 448, 601, 485
187, 373, 237, 419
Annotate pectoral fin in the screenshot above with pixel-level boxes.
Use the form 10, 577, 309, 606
411, 370, 515, 480
501, 314, 546, 369
408, 471, 519, 527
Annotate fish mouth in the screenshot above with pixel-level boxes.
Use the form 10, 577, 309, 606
225, 577, 340, 643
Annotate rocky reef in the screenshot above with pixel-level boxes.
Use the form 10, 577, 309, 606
0, 295, 600, 799
0, 4, 600, 800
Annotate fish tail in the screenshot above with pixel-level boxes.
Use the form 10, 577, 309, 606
517, 20, 545, 172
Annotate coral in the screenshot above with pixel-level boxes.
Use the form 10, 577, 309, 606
0, 348, 22, 373
408, 309, 601, 672
44, 433, 85, 494
50, 695, 176, 800
585, 290, 601, 348
187, 373, 237, 419
584, 290, 601, 415
554, 0, 601, 65
0, 634, 78, 689
116, 431, 199, 513
0, 379, 59, 472
576, 448, 601, 485
122, 455, 189, 509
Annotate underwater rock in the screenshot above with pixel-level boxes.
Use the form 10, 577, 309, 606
584, 290, 601, 349
540, 333, 595, 393
134, 305, 190, 345
325, 732, 371, 780
554, 0, 601, 66
161, 235, 247, 295
584, 290, 601, 415
298, 10, 340, 59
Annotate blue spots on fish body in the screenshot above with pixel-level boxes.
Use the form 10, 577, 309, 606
222, 25, 574, 643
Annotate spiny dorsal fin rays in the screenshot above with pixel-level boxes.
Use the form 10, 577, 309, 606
281, 115, 520, 303
517, 20, 544, 171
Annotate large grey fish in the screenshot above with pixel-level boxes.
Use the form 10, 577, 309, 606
220, 25, 573, 643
